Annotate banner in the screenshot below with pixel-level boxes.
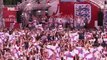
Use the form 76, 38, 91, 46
3, 6, 19, 29
3, 7, 16, 22
74, 4, 91, 23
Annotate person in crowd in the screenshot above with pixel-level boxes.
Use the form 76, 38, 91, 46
0, 15, 106, 60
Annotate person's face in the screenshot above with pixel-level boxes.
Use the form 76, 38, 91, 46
43, 50, 49, 58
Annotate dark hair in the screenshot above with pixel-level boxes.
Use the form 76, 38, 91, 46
9, 31, 13, 35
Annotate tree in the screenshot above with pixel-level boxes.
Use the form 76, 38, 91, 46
3, 0, 17, 5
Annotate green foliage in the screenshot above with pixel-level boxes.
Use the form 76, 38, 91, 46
3, 0, 17, 5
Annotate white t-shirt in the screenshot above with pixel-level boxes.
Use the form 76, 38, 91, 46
63, 51, 75, 60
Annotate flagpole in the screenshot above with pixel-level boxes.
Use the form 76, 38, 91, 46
0, 0, 4, 28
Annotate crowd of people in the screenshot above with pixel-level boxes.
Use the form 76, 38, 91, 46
0, 15, 107, 60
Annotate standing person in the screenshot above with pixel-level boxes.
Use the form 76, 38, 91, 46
74, 16, 82, 29
9, 16, 16, 31
69, 15, 74, 29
